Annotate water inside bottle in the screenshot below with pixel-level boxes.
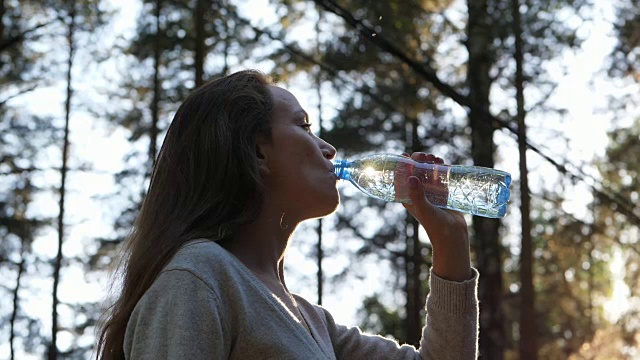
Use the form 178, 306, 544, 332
446, 166, 511, 218
337, 156, 450, 207
334, 155, 511, 218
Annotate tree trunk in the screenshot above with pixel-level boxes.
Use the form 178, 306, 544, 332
412, 223, 422, 343
404, 216, 417, 345
10, 241, 25, 360
222, 10, 230, 76
404, 113, 423, 346
586, 237, 594, 335
194, 0, 206, 87
316, 218, 324, 305
466, 0, 505, 358
149, 0, 161, 170
0, 0, 5, 46
49, 4, 75, 359
315, 72, 324, 306
315, 6, 325, 306
513, 0, 537, 358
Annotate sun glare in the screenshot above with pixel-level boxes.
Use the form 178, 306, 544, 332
363, 166, 377, 177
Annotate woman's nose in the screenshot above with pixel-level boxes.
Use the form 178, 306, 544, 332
320, 139, 337, 160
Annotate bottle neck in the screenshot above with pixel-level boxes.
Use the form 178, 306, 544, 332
333, 159, 352, 180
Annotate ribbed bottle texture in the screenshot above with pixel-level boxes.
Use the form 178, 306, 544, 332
333, 154, 511, 218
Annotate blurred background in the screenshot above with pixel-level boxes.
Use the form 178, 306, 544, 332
1, 0, 639, 358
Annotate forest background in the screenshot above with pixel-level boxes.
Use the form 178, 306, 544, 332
1, 0, 639, 359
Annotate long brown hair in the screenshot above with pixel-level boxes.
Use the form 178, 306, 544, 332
96, 70, 274, 359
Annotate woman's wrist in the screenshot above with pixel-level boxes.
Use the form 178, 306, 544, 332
431, 243, 472, 282
432, 263, 472, 282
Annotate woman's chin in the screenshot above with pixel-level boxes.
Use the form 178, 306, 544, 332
307, 193, 340, 220
325, 191, 340, 212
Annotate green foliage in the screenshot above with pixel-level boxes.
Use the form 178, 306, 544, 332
2, 0, 638, 357
0, 1, 63, 356
608, 0, 640, 80
270, 0, 602, 353
594, 118, 640, 350
536, 209, 611, 356
358, 295, 407, 343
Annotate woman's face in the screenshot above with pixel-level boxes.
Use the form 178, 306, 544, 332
261, 85, 339, 220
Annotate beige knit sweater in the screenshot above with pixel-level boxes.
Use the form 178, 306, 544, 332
124, 240, 479, 359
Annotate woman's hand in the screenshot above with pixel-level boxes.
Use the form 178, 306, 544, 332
401, 152, 472, 282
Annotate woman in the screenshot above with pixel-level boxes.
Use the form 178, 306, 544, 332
96, 70, 478, 359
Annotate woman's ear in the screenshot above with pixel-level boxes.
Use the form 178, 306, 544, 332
256, 134, 271, 175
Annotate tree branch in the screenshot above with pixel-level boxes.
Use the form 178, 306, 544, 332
0, 21, 54, 53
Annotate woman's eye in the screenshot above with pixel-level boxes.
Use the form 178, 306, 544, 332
302, 123, 313, 133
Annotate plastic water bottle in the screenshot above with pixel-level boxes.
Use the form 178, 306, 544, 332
333, 154, 511, 218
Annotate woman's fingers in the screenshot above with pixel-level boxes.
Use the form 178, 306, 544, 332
403, 152, 446, 228
401, 152, 471, 281
407, 152, 444, 164
405, 175, 440, 227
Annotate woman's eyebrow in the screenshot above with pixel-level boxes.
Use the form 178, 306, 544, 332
294, 109, 310, 122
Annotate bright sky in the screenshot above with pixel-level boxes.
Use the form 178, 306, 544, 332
2, 0, 635, 357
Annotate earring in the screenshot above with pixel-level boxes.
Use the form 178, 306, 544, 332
279, 212, 288, 230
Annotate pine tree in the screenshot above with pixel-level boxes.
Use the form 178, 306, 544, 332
41, 0, 107, 357
88, 0, 266, 265
594, 118, 640, 352
463, 0, 591, 356
268, 0, 465, 345
48, 2, 76, 358
269, 0, 595, 354
511, 0, 536, 357
1, 0, 58, 357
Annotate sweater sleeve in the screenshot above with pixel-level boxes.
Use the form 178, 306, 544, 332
124, 269, 230, 360
325, 268, 479, 360
422, 268, 479, 360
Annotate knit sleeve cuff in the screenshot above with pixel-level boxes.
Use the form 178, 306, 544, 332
427, 267, 479, 315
